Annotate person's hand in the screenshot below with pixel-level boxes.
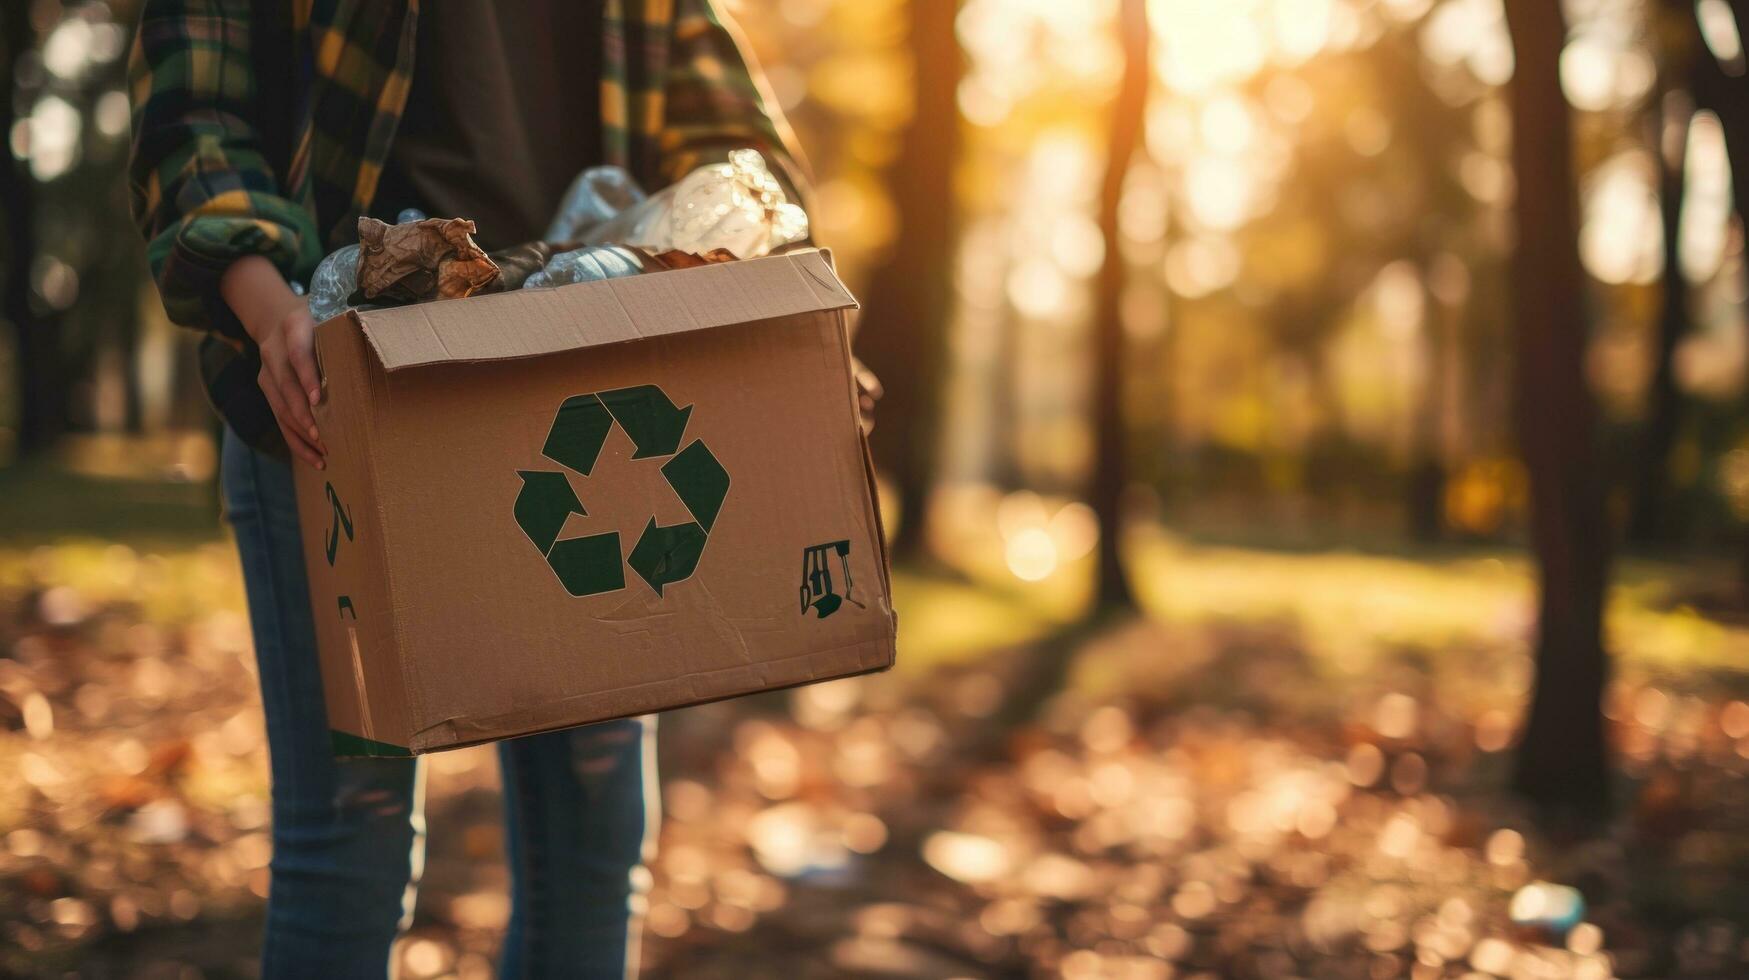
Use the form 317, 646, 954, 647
852, 357, 882, 435
221, 255, 326, 468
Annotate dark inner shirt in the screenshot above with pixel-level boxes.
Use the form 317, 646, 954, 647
370, 0, 603, 251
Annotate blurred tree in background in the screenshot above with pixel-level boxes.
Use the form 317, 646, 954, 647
854, 0, 962, 562
1088, 0, 1149, 610
2, 0, 196, 476
1504, 0, 1612, 812
1, 0, 60, 457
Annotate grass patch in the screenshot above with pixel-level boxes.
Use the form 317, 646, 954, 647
0, 461, 221, 547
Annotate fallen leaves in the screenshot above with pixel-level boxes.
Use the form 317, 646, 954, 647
2, 541, 1748, 977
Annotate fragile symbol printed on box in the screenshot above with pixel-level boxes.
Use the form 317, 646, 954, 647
800, 540, 862, 619
514, 385, 730, 597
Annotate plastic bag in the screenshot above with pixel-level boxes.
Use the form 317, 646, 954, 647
522, 244, 644, 290
305, 209, 429, 322
579, 149, 808, 259
545, 167, 647, 244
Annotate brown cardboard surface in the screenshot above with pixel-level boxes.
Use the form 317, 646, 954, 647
295, 317, 414, 754
292, 249, 893, 755
357, 248, 856, 371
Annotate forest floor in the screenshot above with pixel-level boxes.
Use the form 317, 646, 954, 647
2, 464, 1749, 979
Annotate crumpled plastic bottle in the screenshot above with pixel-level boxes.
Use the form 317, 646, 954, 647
546, 168, 648, 244
575, 149, 808, 259
522, 244, 644, 290
305, 209, 429, 322
306, 245, 360, 323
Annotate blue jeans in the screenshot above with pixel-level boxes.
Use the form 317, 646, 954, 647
221, 428, 656, 979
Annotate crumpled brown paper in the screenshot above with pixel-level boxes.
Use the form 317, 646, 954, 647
643, 248, 739, 271
356, 217, 501, 303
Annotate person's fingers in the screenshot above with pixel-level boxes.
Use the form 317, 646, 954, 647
275, 366, 322, 454
259, 367, 323, 467
262, 334, 321, 450
852, 357, 879, 436
851, 358, 883, 402
285, 313, 323, 409
277, 416, 325, 468
259, 330, 323, 454
257, 364, 283, 419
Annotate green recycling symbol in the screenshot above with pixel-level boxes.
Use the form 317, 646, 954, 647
514, 385, 729, 597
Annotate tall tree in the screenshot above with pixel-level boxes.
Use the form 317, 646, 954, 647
1693, 1, 1749, 227
1088, 0, 1150, 610
1503, 1, 1613, 811
1689, 0, 1749, 594
1629, 3, 1702, 545
856, 0, 963, 560
1, 4, 62, 457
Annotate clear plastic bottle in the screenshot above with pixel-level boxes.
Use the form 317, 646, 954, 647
522, 244, 644, 289
306, 244, 360, 322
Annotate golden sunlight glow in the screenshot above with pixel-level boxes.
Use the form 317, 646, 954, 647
1263, 74, 1315, 124
1148, 0, 1268, 95
1165, 237, 1241, 298
1183, 155, 1256, 231
1560, 33, 1655, 113
26, 95, 80, 181
957, 0, 1120, 128
1004, 134, 1102, 320
1200, 95, 1258, 156
1268, 0, 1335, 66
1698, 0, 1747, 72
1372, 261, 1426, 341
1580, 151, 1663, 286
939, 0, 1689, 504
1380, 0, 1436, 22
1680, 111, 1733, 283
1418, 0, 1513, 85
1005, 527, 1059, 581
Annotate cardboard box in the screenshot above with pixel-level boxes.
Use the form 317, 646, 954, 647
292, 249, 894, 756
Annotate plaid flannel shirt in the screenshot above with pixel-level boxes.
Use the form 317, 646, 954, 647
128, 0, 805, 452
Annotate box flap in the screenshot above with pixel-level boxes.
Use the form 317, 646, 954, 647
356, 247, 857, 372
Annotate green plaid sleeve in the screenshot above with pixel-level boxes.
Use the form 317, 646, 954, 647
128, 0, 324, 337
659, 0, 811, 208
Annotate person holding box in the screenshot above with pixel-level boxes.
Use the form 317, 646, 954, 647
129, 3, 812, 976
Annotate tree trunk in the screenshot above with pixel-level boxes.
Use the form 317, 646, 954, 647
1630, 6, 1702, 546
1695, 2, 1749, 237
1409, 271, 1454, 542
855, 0, 963, 560
988, 301, 1024, 491
1, 7, 61, 458
1504, 0, 1613, 812
1089, 0, 1149, 610
1628, 94, 1690, 546
1693, 1, 1749, 596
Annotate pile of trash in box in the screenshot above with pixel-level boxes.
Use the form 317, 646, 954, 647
304, 149, 809, 322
